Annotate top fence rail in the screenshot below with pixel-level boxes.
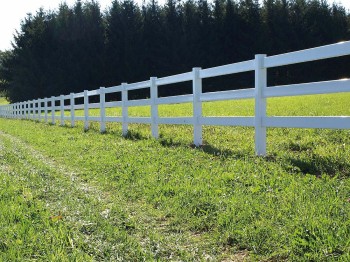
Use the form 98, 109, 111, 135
1, 41, 350, 155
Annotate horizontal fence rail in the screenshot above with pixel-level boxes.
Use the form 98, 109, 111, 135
1, 41, 350, 155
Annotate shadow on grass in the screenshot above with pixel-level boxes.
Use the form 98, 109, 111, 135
199, 144, 245, 159
285, 155, 350, 178
124, 130, 149, 141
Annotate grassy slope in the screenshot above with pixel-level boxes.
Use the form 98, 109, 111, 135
0, 93, 350, 261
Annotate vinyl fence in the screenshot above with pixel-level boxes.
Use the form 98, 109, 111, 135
1, 41, 350, 156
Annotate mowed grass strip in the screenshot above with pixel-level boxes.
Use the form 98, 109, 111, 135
0, 93, 350, 261
0, 132, 157, 261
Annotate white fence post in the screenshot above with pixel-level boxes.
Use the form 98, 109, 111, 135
84, 90, 89, 131
254, 54, 267, 156
27, 101, 30, 119
29, 101, 32, 120
18, 103, 21, 119
122, 83, 128, 136
51, 96, 55, 124
30, 101, 32, 120
24, 101, 27, 119
100, 87, 106, 133
38, 99, 42, 122
31, 101, 34, 119
60, 95, 64, 126
150, 77, 158, 138
193, 67, 203, 146
34, 100, 37, 120
13, 103, 16, 118
44, 98, 48, 123
70, 93, 75, 127
32, 100, 35, 120
36, 100, 40, 120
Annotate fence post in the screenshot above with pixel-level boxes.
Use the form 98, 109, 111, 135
33, 100, 36, 120
51, 96, 55, 124
84, 90, 89, 131
29, 101, 32, 120
100, 87, 106, 133
37, 100, 40, 120
38, 99, 42, 122
193, 67, 203, 146
27, 101, 30, 119
13, 103, 17, 118
34, 100, 37, 120
60, 95, 65, 126
254, 54, 267, 156
22, 102, 24, 119
122, 83, 128, 137
44, 98, 48, 123
18, 102, 21, 119
24, 101, 27, 119
150, 77, 158, 138
32, 100, 35, 120
70, 93, 75, 127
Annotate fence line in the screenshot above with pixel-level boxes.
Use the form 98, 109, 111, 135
1, 41, 350, 155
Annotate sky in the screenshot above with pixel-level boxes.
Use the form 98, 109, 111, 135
0, 0, 349, 51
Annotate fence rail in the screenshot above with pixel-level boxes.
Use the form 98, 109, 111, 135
1, 41, 350, 155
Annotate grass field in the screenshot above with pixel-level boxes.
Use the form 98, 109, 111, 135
0, 93, 350, 261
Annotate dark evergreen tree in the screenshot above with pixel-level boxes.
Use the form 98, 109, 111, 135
163, 0, 186, 74
182, 0, 201, 68
105, 0, 143, 85
222, 0, 242, 63
1, 0, 350, 102
238, 0, 263, 58
141, 0, 167, 77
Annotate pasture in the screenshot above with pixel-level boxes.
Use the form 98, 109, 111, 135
0, 93, 350, 261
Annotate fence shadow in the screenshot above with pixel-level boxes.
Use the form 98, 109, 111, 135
124, 130, 149, 141
284, 155, 350, 178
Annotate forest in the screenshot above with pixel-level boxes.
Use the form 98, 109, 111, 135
0, 0, 349, 102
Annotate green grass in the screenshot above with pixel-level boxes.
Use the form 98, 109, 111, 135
1, 93, 350, 261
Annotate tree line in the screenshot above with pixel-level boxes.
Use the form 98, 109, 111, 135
0, 0, 349, 102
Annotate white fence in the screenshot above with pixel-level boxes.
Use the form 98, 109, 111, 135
1, 41, 350, 155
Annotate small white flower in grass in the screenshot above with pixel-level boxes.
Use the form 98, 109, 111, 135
101, 209, 110, 219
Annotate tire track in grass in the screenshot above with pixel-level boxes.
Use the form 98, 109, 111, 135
0, 130, 248, 261
0, 131, 146, 260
